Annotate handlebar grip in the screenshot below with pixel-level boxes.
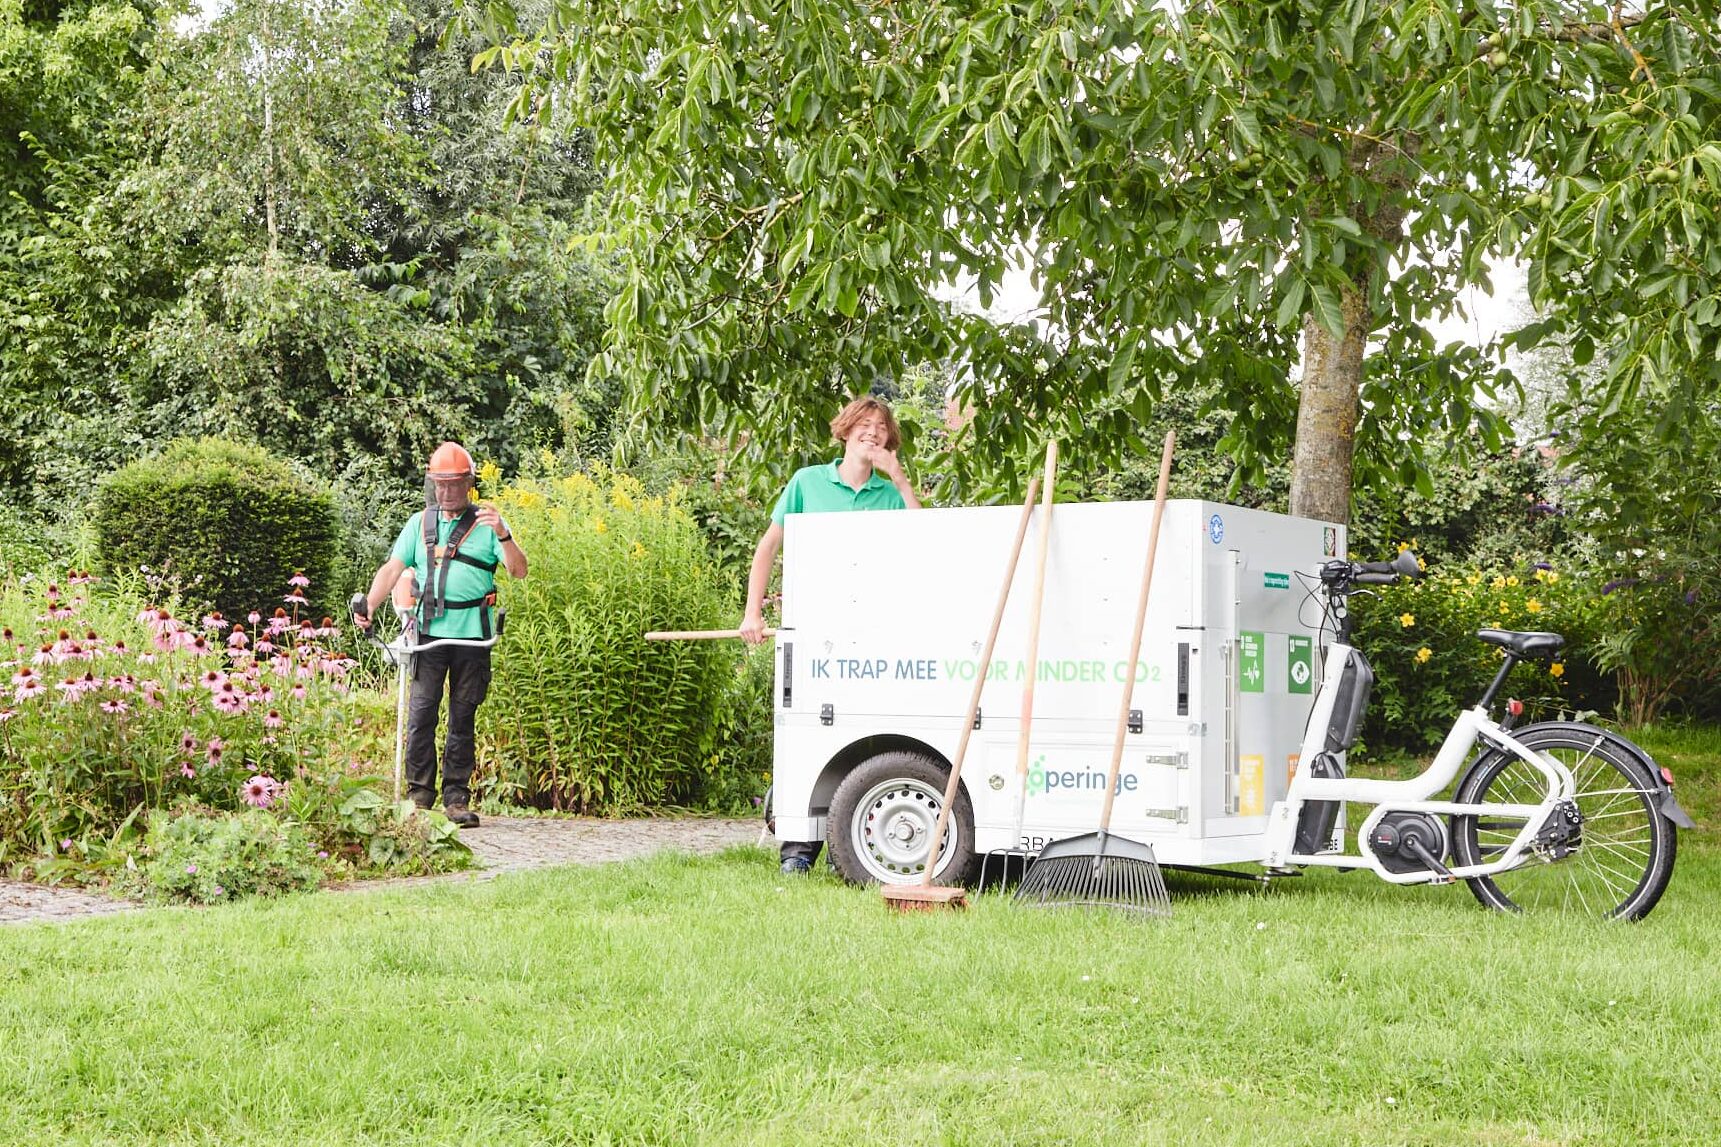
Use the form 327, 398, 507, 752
1354, 571, 1398, 585
349, 593, 370, 619
1355, 559, 1399, 574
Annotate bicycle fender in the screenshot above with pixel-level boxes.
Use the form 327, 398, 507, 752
1513, 720, 1695, 828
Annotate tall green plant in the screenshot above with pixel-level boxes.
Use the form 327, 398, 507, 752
476, 468, 740, 812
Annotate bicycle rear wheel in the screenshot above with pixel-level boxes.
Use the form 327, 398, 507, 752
1451, 725, 1676, 921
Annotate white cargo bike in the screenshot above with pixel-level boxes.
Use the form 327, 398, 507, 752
768, 500, 1688, 920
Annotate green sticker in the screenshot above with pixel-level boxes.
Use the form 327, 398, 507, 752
1287, 635, 1313, 695
1239, 631, 1264, 693
1264, 572, 1290, 590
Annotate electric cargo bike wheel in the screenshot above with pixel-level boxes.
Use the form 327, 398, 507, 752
827, 751, 977, 887
1451, 726, 1676, 921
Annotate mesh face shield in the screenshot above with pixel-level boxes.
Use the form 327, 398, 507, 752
424, 473, 474, 515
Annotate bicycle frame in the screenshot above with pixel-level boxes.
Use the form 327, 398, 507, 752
1261, 639, 1574, 884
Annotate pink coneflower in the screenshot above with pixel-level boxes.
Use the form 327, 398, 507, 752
199, 669, 226, 691
144, 608, 176, 637
264, 709, 283, 728
288, 571, 310, 588
240, 774, 282, 809
211, 885, 224, 897
290, 684, 307, 701
12, 676, 41, 701
108, 674, 136, 693
201, 612, 228, 632
269, 655, 292, 678
179, 761, 196, 779
138, 651, 156, 664
257, 685, 275, 703
144, 688, 164, 709
33, 644, 57, 666
0, 709, 14, 723
11, 667, 36, 688
227, 626, 249, 650
247, 611, 261, 626
282, 590, 308, 607
253, 638, 275, 655
68, 570, 94, 586
185, 864, 197, 874
56, 677, 82, 700
212, 683, 246, 715
179, 730, 198, 753
315, 617, 337, 638
186, 634, 212, 656
112, 639, 129, 655
100, 699, 128, 715
60, 838, 73, 851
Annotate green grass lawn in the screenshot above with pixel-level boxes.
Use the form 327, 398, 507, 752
0, 725, 1715, 1146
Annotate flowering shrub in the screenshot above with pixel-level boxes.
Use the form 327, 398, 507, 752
1351, 555, 1603, 752
1586, 553, 1720, 725
474, 465, 746, 813
0, 570, 393, 874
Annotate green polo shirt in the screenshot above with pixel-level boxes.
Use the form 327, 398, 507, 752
391, 511, 505, 639
770, 461, 906, 525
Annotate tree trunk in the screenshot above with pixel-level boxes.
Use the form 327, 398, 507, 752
1288, 282, 1371, 526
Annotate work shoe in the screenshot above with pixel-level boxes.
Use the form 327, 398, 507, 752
443, 804, 480, 828
780, 857, 812, 875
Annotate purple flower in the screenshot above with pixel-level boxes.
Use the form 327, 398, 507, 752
186, 864, 198, 875
316, 850, 328, 860
211, 885, 224, 897
288, 572, 310, 588
60, 838, 73, 851
1686, 590, 1700, 605
240, 774, 283, 809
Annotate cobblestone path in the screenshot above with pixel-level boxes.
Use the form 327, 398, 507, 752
1, 816, 766, 926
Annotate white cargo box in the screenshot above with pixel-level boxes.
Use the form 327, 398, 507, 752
770, 499, 1345, 882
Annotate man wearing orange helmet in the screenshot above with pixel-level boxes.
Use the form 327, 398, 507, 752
355, 441, 528, 827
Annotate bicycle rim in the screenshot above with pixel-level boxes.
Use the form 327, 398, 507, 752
1455, 731, 1673, 920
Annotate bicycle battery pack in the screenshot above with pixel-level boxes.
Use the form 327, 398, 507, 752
1323, 648, 1374, 753
1293, 751, 1345, 854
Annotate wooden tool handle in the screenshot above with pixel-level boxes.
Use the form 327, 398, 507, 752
644, 629, 777, 641
1010, 442, 1060, 789
1097, 431, 1175, 834
919, 471, 1045, 886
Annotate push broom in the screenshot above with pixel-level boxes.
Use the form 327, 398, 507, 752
882, 461, 1048, 912
1014, 431, 1176, 918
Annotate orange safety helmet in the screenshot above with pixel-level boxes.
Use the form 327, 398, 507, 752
426, 441, 476, 480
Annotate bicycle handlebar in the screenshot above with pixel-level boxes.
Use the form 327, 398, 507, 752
1321, 549, 1425, 592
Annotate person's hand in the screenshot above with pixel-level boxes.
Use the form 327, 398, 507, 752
867, 445, 906, 483
350, 593, 373, 631
354, 612, 373, 631
475, 503, 506, 535
740, 610, 768, 645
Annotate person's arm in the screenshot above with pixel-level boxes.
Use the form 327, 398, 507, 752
740, 521, 784, 644
869, 447, 922, 509
476, 504, 528, 579
357, 557, 408, 629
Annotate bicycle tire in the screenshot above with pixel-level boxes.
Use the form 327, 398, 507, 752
1451, 724, 1676, 921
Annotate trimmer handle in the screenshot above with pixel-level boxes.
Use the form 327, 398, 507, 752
349, 593, 371, 622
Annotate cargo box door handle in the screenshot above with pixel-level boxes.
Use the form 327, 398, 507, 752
781, 642, 792, 708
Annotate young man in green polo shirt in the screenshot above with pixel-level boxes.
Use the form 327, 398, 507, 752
739, 396, 921, 872
356, 442, 528, 827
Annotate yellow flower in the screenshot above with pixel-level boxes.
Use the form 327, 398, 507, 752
1491, 575, 1506, 589
630, 541, 647, 560
1546, 571, 1559, 584
1397, 541, 1411, 552
1466, 573, 1482, 586
477, 459, 502, 488
1399, 613, 1415, 628
1550, 662, 1565, 678
1415, 647, 1432, 664
1498, 601, 1509, 615
593, 516, 608, 534
1525, 599, 1542, 613
1506, 575, 1519, 587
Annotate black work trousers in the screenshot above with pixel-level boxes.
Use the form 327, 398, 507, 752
403, 643, 492, 809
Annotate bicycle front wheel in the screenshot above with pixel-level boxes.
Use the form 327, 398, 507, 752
1451, 725, 1676, 921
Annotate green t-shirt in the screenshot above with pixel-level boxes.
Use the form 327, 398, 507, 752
391, 510, 505, 639
769, 461, 906, 525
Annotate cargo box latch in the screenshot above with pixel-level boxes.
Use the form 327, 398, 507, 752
819, 703, 834, 726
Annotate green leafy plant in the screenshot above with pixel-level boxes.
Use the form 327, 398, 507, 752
1352, 557, 1600, 752
90, 438, 342, 620
123, 806, 323, 905
334, 788, 470, 874
475, 466, 741, 813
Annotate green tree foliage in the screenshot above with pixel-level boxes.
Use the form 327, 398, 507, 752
91, 438, 341, 619
467, 0, 1719, 525
1, 0, 614, 517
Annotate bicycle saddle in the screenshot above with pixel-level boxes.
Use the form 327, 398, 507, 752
1476, 629, 1565, 658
